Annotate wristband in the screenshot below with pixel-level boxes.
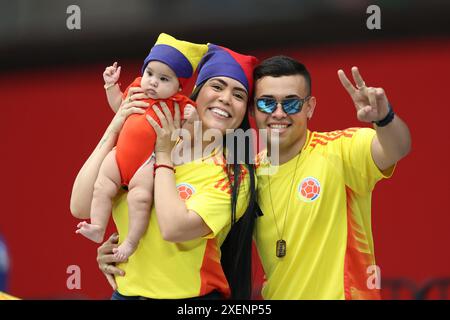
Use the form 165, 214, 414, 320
373, 103, 395, 127
153, 164, 176, 177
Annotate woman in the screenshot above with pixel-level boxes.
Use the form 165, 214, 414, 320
70, 44, 259, 299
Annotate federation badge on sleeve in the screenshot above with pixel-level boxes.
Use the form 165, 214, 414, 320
176, 183, 196, 201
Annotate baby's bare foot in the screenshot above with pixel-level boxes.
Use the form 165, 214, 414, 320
75, 221, 105, 243
113, 239, 138, 262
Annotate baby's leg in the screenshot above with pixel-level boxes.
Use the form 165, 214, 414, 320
76, 150, 121, 243
113, 160, 154, 261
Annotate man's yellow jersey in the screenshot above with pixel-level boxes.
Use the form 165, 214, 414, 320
255, 128, 394, 299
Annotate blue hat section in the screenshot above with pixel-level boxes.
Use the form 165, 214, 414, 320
142, 44, 193, 78
195, 44, 249, 92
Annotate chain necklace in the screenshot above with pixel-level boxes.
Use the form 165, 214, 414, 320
267, 151, 301, 258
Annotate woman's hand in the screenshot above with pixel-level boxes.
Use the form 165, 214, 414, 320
183, 104, 198, 125
96, 233, 126, 291
109, 87, 150, 135
146, 102, 181, 157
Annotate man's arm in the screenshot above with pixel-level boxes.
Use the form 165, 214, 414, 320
371, 103, 411, 171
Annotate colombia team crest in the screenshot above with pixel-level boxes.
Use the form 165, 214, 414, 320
176, 183, 195, 201
298, 177, 321, 202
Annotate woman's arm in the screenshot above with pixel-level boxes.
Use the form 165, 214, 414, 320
147, 103, 212, 242
70, 88, 150, 219
70, 125, 119, 219
153, 152, 212, 242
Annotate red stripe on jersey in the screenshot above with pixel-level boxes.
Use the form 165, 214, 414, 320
344, 187, 381, 300
199, 238, 230, 298
313, 131, 355, 141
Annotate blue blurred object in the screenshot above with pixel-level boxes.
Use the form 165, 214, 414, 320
0, 234, 9, 291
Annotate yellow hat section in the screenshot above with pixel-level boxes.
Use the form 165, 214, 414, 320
155, 33, 208, 72
0, 291, 20, 300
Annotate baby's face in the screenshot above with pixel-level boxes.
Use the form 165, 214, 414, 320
141, 60, 180, 99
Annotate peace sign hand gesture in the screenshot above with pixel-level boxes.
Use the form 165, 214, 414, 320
338, 67, 389, 123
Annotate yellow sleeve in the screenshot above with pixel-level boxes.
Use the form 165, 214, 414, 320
186, 184, 231, 238
186, 172, 251, 239
341, 128, 395, 194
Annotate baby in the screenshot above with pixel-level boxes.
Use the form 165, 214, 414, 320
76, 33, 207, 261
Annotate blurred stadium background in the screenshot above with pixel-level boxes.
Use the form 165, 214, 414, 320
0, 0, 449, 299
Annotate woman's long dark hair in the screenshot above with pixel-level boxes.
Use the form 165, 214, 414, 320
191, 84, 257, 299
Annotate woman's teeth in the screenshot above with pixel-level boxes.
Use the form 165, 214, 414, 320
210, 107, 230, 118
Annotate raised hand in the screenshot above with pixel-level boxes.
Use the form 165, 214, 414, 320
338, 67, 390, 123
103, 62, 122, 86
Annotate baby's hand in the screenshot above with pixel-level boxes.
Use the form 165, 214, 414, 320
183, 104, 198, 124
103, 62, 121, 86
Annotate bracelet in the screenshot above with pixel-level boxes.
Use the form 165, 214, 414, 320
153, 164, 176, 177
373, 103, 395, 127
104, 83, 118, 90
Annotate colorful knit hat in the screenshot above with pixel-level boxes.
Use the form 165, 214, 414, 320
195, 44, 259, 97
142, 33, 208, 88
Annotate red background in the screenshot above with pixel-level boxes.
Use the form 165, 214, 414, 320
1, 38, 449, 299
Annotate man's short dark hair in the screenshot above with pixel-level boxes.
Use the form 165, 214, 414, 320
253, 55, 311, 95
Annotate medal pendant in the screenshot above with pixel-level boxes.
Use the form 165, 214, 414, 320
276, 239, 286, 258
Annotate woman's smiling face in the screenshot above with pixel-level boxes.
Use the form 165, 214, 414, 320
194, 77, 248, 135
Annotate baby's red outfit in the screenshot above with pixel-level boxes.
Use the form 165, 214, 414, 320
116, 77, 194, 186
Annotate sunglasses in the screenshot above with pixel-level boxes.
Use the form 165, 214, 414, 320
255, 96, 310, 115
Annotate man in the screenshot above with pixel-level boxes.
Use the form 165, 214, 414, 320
253, 56, 411, 299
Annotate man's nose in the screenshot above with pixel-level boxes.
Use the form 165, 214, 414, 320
271, 103, 287, 119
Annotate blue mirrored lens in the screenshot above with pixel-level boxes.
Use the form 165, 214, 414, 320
256, 98, 304, 114
282, 99, 302, 114
256, 99, 277, 113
